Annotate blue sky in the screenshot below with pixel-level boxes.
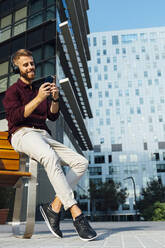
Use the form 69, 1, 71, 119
88, 0, 165, 33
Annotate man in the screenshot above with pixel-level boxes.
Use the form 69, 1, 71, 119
3, 49, 97, 241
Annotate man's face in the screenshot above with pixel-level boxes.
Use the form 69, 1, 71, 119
16, 56, 35, 81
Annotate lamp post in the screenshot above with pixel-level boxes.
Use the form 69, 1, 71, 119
123, 176, 138, 220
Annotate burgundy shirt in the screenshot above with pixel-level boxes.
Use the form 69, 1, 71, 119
3, 79, 60, 142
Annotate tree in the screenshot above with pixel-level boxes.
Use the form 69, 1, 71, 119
89, 179, 127, 214
137, 179, 165, 220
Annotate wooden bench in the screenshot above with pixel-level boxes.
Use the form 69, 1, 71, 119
0, 131, 38, 238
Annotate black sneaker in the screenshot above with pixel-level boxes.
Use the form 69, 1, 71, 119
40, 204, 63, 238
73, 214, 97, 241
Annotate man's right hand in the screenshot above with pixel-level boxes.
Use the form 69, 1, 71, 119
37, 83, 51, 102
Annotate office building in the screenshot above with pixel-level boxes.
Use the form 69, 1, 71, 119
0, 0, 92, 218
87, 27, 165, 217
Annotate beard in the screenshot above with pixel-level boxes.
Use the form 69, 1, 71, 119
20, 70, 35, 81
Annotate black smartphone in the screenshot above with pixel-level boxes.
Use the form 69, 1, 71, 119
44, 75, 54, 83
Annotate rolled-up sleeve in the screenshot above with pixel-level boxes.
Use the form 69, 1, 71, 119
47, 101, 60, 121
3, 87, 25, 124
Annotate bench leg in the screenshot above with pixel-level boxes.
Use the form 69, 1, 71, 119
12, 158, 38, 239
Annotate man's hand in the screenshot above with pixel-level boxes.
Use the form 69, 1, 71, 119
50, 82, 59, 100
37, 83, 51, 102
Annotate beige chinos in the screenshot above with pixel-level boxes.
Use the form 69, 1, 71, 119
11, 127, 88, 210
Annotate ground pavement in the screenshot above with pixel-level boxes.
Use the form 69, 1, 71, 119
0, 220, 165, 248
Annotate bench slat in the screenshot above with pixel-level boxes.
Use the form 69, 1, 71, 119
0, 149, 19, 159
0, 170, 31, 176
0, 171, 31, 187
0, 132, 8, 140
0, 139, 13, 149
0, 159, 19, 170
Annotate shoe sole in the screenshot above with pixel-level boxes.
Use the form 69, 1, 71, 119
74, 226, 98, 241
40, 206, 62, 239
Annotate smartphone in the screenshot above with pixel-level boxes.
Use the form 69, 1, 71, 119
44, 75, 54, 83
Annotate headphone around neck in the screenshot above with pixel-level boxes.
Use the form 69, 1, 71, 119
11, 54, 20, 74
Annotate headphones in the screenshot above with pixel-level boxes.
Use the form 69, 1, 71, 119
11, 54, 20, 74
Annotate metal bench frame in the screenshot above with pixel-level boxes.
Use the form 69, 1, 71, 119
12, 155, 38, 239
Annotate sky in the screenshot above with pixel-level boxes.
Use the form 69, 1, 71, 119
87, 0, 165, 33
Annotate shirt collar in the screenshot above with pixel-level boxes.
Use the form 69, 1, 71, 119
17, 78, 34, 89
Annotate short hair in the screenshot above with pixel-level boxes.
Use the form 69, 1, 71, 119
12, 49, 33, 64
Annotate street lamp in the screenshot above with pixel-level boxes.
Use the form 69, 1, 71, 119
123, 176, 138, 220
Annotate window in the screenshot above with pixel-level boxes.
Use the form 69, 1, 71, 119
141, 46, 146, 52
89, 167, 102, 176
97, 58, 101, 64
113, 56, 117, 63
119, 155, 127, 162
130, 107, 134, 114
148, 79, 152, 85
90, 178, 102, 185
97, 49, 100, 56
98, 74, 101, 80
1, 14, 12, 28
106, 119, 110, 125
96, 109, 100, 116
144, 142, 148, 150
157, 164, 165, 173
114, 65, 117, 71
0, 61, 8, 76
0, 77, 8, 93
115, 99, 120, 106
140, 33, 147, 41
94, 66, 98, 72
152, 153, 160, 161
128, 81, 132, 87
121, 34, 138, 43
118, 90, 122, 96
102, 36, 106, 45
98, 91, 102, 98
107, 57, 110, 63
130, 154, 138, 162
108, 155, 112, 163
122, 48, 126, 54
112, 35, 119, 45
93, 37, 97, 46
99, 119, 104, 125
112, 144, 122, 152
105, 91, 109, 97
116, 48, 120, 54
159, 142, 165, 149
137, 107, 141, 114
138, 80, 142, 86
104, 65, 107, 72
151, 106, 155, 113
14, 20, 26, 36
43, 58, 55, 76
109, 100, 113, 106
103, 49, 107, 55
157, 70, 161, 77
144, 71, 148, 77
15, 7, 27, 22
139, 97, 144, 104
95, 83, 98, 89
104, 74, 108, 80
94, 156, 105, 164
99, 100, 103, 107
135, 89, 139, 96
108, 82, 112, 88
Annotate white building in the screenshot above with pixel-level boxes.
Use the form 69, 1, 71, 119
87, 27, 165, 216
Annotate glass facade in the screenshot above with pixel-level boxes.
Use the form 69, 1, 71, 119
88, 26, 165, 215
